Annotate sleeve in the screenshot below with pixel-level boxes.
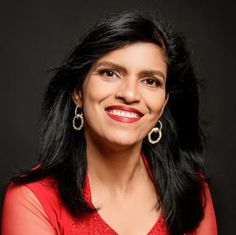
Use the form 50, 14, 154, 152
1, 184, 57, 235
191, 183, 218, 235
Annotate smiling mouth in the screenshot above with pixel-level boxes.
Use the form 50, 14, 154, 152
108, 109, 140, 118
105, 105, 143, 123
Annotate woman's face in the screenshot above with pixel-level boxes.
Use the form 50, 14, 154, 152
73, 42, 168, 148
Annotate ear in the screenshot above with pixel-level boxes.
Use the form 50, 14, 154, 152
164, 93, 169, 108
160, 93, 169, 116
72, 89, 83, 108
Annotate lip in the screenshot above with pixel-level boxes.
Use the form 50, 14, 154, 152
105, 105, 144, 123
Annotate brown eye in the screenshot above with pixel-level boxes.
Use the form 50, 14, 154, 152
99, 69, 118, 78
105, 70, 115, 77
143, 78, 160, 87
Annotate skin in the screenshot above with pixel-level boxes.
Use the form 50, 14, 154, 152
72, 42, 217, 234
1, 44, 217, 235
1, 42, 217, 235
73, 42, 168, 235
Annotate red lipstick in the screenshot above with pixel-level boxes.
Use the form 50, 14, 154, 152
105, 105, 144, 123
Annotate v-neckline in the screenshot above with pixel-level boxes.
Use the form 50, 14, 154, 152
83, 154, 167, 235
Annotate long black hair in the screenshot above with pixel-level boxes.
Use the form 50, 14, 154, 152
13, 11, 206, 235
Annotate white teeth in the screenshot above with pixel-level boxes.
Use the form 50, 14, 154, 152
109, 109, 139, 118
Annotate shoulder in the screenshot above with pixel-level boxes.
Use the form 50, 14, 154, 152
2, 180, 58, 235
24, 177, 67, 223
2, 177, 72, 234
5, 177, 60, 212
25, 176, 61, 206
192, 181, 218, 235
3, 182, 49, 213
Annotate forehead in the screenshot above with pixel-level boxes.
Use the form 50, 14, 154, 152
92, 42, 167, 73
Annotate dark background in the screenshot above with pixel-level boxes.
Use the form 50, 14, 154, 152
0, 0, 235, 234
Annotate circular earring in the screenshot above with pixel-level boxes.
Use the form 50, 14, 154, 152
72, 106, 84, 131
148, 120, 162, 144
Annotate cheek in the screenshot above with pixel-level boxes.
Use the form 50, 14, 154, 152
81, 78, 114, 123
82, 80, 102, 107
82, 77, 115, 104
143, 90, 167, 116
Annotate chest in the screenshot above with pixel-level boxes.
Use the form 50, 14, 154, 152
62, 175, 169, 235
69, 210, 168, 235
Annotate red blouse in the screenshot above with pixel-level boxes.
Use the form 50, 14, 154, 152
1, 164, 217, 235
2, 175, 168, 235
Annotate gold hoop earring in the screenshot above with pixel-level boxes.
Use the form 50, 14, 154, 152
72, 106, 84, 131
148, 120, 162, 144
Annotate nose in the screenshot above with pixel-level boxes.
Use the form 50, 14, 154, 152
115, 76, 140, 104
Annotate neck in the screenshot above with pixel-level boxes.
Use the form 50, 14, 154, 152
86, 135, 145, 194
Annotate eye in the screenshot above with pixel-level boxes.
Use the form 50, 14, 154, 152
98, 69, 119, 79
142, 78, 161, 87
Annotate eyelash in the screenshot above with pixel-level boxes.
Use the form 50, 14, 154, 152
142, 78, 161, 87
97, 69, 162, 87
97, 69, 119, 79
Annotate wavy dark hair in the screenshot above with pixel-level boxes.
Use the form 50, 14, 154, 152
13, 11, 206, 235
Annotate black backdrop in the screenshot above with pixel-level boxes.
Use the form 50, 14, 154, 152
0, 1, 235, 234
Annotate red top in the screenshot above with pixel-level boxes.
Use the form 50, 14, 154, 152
1, 163, 217, 235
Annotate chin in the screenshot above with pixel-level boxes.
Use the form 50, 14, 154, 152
105, 133, 143, 148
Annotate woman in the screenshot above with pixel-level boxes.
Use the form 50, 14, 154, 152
1, 11, 217, 235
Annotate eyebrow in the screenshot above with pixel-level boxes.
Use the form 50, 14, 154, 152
94, 61, 166, 81
94, 62, 126, 74
139, 70, 166, 81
